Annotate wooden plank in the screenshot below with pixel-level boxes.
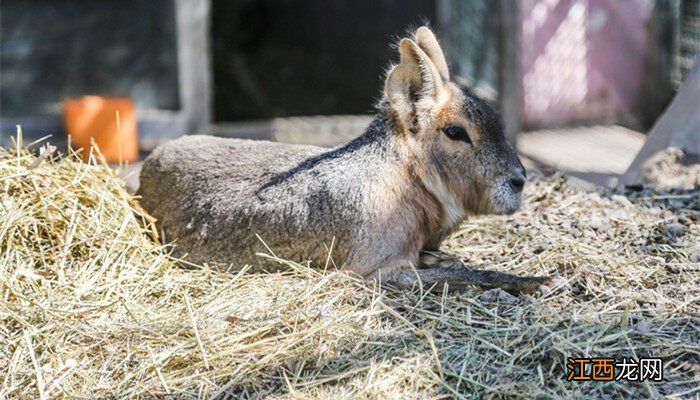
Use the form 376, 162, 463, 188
518, 125, 646, 188
621, 55, 700, 185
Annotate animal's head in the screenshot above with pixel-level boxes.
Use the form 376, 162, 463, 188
382, 27, 526, 218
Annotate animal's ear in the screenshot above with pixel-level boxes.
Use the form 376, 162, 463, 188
414, 27, 450, 81
384, 38, 446, 118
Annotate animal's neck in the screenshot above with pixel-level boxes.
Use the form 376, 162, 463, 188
365, 112, 466, 248
419, 167, 466, 234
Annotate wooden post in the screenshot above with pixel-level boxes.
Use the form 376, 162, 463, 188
638, 0, 678, 129
175, 0, 212, 135
498, 0, 523, 145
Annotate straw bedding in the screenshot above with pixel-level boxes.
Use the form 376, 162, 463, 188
0, 137, 698, 399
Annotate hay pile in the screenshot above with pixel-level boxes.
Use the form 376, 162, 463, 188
635, 148, 700, 190
0, 138, 698, 399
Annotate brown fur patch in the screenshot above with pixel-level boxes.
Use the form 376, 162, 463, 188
386, 107, 407, 137
433, 86, 474, 138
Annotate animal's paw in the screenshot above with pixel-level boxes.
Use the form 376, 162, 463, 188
479, 288, 518, 304
418, 250, 463, 268
514, 275, 553, 295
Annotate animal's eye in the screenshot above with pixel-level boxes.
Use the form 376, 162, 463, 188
441, 125, 471, 144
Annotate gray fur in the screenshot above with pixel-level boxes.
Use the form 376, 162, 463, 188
139, 118, 408, 273
138, 27, 550, 292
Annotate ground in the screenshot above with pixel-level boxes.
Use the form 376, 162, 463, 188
0, 139, 698, 399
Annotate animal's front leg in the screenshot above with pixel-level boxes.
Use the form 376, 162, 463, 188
387, 251, 551, 294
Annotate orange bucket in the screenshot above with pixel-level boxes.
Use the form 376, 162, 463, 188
63, 96, 139, 162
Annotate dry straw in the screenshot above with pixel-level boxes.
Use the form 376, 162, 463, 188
0, 131, 698, 399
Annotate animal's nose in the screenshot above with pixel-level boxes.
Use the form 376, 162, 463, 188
509, 175, 525, 193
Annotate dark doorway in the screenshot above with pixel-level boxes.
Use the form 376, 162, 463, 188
211, 0, 435, 121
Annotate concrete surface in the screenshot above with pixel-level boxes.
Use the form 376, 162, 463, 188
517, 125, 646, 188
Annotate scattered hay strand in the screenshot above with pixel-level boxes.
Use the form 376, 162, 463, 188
0, 134, 698, 399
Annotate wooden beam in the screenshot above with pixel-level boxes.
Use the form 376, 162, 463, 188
621, 55, 700, 185
175, 0, 212, 135
497, 0, 523, 145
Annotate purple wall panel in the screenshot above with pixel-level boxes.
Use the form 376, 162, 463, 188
521, 0, 654, 127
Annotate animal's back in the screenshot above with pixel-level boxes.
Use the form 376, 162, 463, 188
139, 135, 332, 268
141, 135, 324, 189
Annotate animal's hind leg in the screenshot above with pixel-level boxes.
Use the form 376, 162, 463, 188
393, 251, 551, 295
